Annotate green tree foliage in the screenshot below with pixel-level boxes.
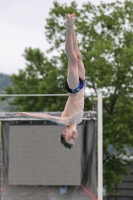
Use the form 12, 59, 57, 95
5, 0, 133, 193
5, 48, 70, 111
0, 73, 11, 93
0, 73, 12, 111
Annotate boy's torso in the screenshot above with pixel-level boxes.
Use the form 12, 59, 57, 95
61, 88, 84, 124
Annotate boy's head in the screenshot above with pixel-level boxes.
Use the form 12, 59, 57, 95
59, 125, 78, 149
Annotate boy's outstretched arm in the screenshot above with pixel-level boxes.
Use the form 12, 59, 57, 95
13, 112, 69, 126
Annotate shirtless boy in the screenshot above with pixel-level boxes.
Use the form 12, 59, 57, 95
14, 13, 86, 149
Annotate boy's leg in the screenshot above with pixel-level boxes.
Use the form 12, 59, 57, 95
65, 14, 79, 90
72, 26, 85, 80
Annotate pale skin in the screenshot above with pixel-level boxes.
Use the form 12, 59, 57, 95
14, 13, 85, 145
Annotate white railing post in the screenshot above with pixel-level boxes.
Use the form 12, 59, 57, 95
98, 92, 103, 200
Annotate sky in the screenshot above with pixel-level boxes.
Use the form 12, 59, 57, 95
0, 0, 120, 75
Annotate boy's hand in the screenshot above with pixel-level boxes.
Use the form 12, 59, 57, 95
13, 112, 28, 117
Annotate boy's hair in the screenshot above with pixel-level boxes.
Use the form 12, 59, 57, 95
60, 134, 73, 149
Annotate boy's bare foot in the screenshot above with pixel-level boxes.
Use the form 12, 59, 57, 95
64, 12, 75, 28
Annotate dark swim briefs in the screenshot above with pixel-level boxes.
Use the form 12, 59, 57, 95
66, 78, 86, 94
